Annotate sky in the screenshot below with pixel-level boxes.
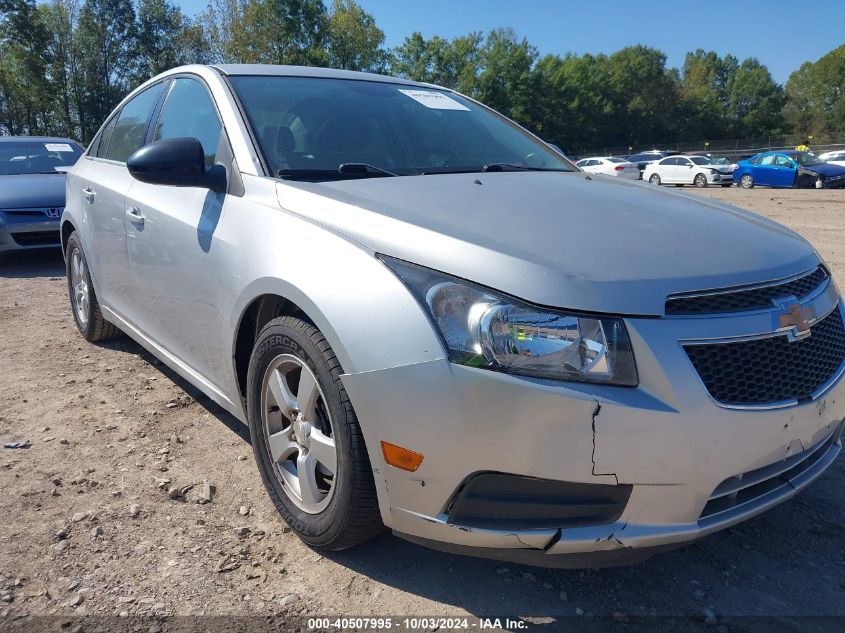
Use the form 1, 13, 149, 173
174, 0, 845, 83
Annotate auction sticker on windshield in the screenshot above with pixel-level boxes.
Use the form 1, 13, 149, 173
398, 89, 470, 111
44, 143, 74, 152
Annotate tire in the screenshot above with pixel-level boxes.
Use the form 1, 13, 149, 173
246, 316, 383, 550
739, 174, 754, 189
694, 173, 708, 188
65, 231, 121, 342
649, 173, 661, 185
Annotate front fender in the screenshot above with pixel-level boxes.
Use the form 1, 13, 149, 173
224, 177, 446, 410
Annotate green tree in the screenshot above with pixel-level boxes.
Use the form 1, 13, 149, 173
474, 28, 538, 123
73, 0, 137, 139
785, 44, 845, 139
725, 58, 785, 137
324, 0, 388, 72
134, 0, 186, 80
391, 31, 482, 92
0, 0, 51, 134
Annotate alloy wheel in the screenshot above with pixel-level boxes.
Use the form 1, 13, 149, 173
260, 354, 337, 514
70, 248, 89, 326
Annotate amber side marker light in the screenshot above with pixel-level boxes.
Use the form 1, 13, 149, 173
381, 441, 424, 472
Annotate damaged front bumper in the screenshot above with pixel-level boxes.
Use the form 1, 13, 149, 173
340, 301, 845, 568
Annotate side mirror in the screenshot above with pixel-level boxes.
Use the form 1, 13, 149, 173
127, 137, 226, 193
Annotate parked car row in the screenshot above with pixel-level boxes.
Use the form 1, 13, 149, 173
570, 148, 845, 190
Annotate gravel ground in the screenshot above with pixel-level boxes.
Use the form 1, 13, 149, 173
0, 187, 843, 632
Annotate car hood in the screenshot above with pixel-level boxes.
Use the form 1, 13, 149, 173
801, 162, 845, 177
0, 173, 66, 209
275, 172, 819, 315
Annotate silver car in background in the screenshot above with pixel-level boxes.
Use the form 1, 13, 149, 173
61, 65, 845, 567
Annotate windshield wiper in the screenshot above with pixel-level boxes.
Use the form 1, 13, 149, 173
481, 163, 569, 173
277, 164, 400, 181
481, 163, 571, 172
337, 163, 399, 177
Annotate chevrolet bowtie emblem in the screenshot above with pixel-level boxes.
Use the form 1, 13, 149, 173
775, 301, 815, 341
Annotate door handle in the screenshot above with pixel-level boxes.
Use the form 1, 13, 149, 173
82, 187, 96, 203
126, 207, 145, 227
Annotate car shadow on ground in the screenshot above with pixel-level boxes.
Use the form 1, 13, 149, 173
95, 335, 251, 446
0, 248, 65, 278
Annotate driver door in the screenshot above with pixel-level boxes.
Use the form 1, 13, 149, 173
123, 76, 232, 386
772, 154, 797, 187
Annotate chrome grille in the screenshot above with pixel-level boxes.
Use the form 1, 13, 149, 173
666, 267, 829, 315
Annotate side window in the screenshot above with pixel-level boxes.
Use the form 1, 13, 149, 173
775, 155, 794, 168
105, 83, 165, 163
748, 156, 760, 165
153, 78, 222, 169
759, 155, 776, 166
93, 117, 118, 159
660, 157, 675, 166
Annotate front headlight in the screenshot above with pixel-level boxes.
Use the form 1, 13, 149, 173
381, 256, 638, 386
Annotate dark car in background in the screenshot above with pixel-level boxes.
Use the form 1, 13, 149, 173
626, 151, 669, 177
0, 136, 84, 254
733, 150, 845, 190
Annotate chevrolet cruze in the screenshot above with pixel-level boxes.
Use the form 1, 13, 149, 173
61, 65, 845, 567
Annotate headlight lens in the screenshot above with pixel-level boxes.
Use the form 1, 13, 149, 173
381, 256, 638, 386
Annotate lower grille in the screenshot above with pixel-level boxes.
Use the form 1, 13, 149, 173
700, 426, 842, 524
11, 230, 60, 246
446, 472, 632, 530
685, 307, 845, 406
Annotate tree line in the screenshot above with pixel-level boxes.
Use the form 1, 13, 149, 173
1, 0, 843, 152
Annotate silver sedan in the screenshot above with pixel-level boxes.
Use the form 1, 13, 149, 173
61, 64, 845, 567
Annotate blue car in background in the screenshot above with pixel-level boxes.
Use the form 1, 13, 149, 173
0, 136, 84, 254
733, 150, 845, 190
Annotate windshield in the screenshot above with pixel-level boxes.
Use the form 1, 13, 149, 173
0, 141, 83, 175
229, 76, 574, 179
793, 152, 823, 167
608, 157, 627, 163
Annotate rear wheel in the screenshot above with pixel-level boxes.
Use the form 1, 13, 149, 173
649, 173, 661, 185
65, 232, 121, 342
246, 316, 383, 550
739, 174, 754, 189
694, 173, 708, 188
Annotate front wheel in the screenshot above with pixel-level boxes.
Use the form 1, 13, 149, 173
246, 316, 383, 550
649, 174, 661, 185
65, 232, 121, 342
694, 173, 708, 188
739, 174, 754, 189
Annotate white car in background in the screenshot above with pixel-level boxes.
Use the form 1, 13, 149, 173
643, 155, 734, 188
575, 156, 640, 179
819, 150, 845, 167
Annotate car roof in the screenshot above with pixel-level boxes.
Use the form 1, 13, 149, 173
211, 64, 435, 89
0, 136, 81, 144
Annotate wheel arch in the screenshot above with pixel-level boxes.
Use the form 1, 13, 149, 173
60, 219, 76, 257
229, 269, 446, 406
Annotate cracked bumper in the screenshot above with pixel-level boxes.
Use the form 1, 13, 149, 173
340, 305, 845, 567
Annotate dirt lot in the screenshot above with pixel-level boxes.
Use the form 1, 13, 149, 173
0, 187, 844, 631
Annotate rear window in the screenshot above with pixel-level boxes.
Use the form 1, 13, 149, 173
104, 83, 165, 163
